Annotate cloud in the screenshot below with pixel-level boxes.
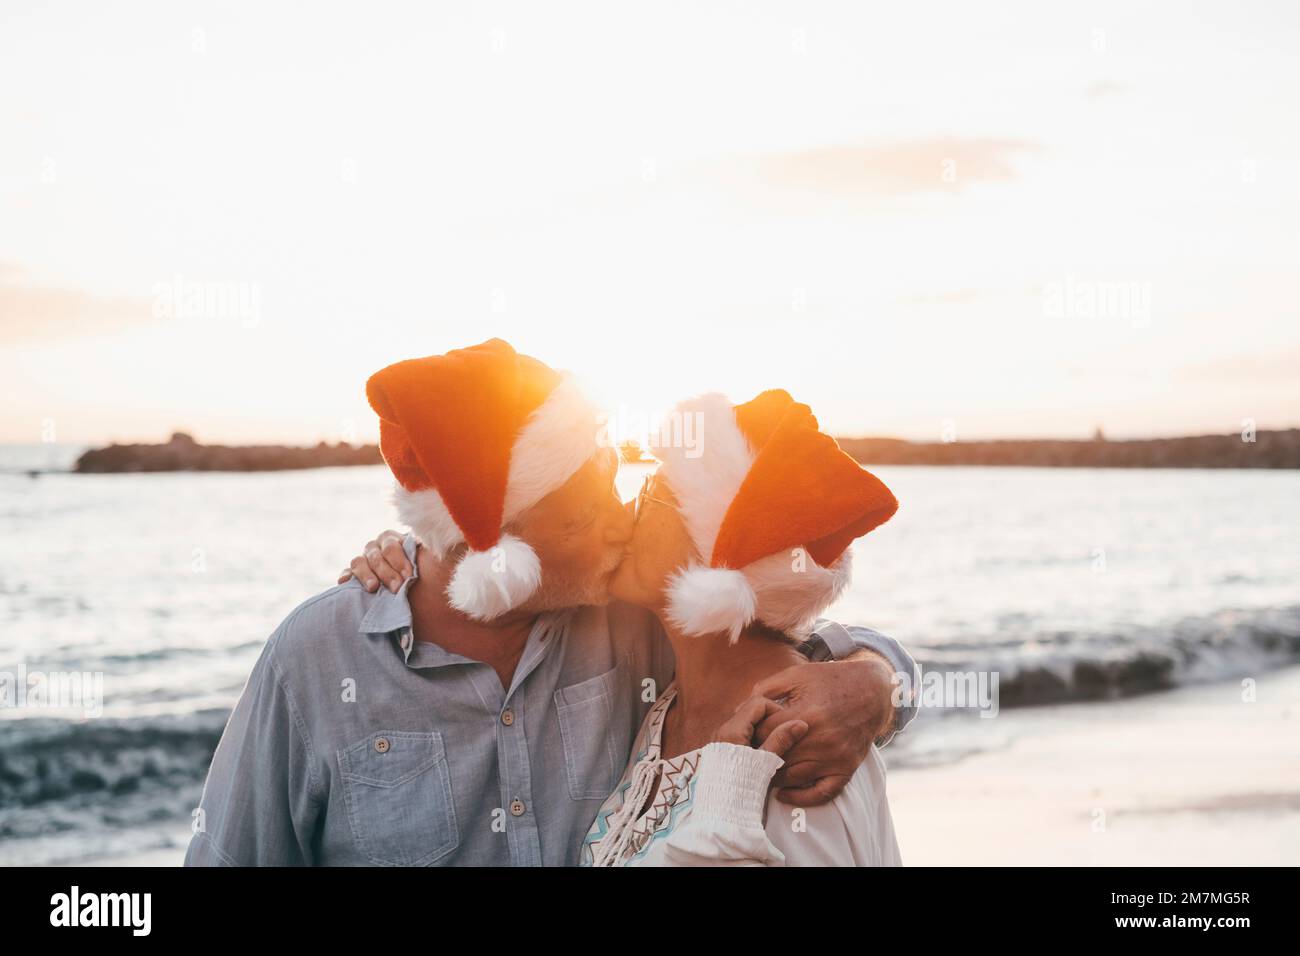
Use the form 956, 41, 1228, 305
0, 264, 154, 343
753, 137, 1041, 196
1179, 345, 1300, 384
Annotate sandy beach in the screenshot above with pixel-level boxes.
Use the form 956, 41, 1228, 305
78, 666, 1300, 867
888, 665, 1300, 866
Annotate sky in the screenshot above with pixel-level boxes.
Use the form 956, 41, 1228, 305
1, 0, 1298, 446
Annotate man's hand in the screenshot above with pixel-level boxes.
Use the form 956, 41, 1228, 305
750, 650, 897, 807
713, 694, 809, 759
336, 529, 413, 593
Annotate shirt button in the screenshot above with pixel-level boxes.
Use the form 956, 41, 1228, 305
509, 799, 525, 817
501, 708, 515, 726
374, 737, 391, 754
399, 629, 412, 652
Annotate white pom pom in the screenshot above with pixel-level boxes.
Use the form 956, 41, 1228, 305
665, 566, 757, 644
447, 534, 542, 621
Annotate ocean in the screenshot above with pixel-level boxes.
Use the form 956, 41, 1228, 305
2, 445, 1298, 864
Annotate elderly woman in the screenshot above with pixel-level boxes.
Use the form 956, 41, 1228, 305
580, 389, 903, 866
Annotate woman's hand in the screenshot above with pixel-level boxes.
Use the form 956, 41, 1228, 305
750, 652, 895, 806
336, 529, 414, 593
712, 694, 809, 760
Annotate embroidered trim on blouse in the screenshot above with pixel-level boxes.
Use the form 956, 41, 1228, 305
584, 684, 707, 867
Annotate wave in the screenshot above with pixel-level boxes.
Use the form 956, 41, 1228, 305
2, 604, 1297, 851
914, 605, 1300, 708
0, 710, 227, 839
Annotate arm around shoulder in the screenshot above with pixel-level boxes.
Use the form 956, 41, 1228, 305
808, 620, 921, 744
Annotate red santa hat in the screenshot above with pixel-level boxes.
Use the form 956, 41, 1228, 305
651, 389, 898, 642
365, 338, 603, 620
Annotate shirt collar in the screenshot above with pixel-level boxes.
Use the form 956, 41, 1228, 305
355, 533, 574, 672
357, 533, 420, 641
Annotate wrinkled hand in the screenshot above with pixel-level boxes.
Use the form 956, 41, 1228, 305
751, 653, 896, 807
336, 529, 413, 593
712, 694, 809, 760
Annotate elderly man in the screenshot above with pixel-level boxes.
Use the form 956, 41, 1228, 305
185, 338, 916, 866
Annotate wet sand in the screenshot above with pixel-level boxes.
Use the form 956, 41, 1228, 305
886, 665, 1300, 865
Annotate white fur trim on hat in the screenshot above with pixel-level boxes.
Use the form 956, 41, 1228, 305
664, 549, 853, 643
650, 393, 755, 566
665, 565, 757, 644
446, 533, 542, 621
745, 547, 854, 639
653, 393, 857, 641
394, 485, 463, 555
396, 375, 603, 559
504, 377, 603, 520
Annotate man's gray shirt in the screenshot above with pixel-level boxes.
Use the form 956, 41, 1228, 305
185, 538, 917, 866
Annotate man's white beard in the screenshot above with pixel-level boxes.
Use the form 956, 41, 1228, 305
526, 555, 622, 612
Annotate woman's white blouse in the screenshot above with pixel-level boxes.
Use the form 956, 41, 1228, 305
580, 684, 903, 867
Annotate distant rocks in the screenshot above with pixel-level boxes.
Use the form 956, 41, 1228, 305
836, 429, 1300, 469
74, 432, 383, 473
67, 427, 1300, 473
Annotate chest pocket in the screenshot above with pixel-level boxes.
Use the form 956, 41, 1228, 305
338, 730, 459, 866
555, 654, 634, 800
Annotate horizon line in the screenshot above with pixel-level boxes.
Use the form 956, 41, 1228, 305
5, 424, 1299, 450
